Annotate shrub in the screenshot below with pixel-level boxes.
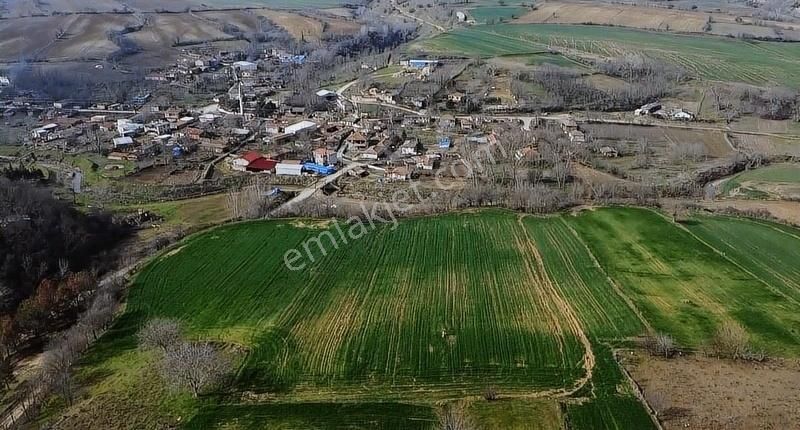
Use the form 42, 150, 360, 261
644, 333, 676, 358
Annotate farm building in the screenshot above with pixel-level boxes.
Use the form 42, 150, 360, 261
285, 120, 317, 135
276, 160, 303, 176
303, 163, 336, 176
112, 136, 134, 148
232, 151, 264, 170
312, 148, 338, 165
30, 123, 58, 141
414, 154, 439, 170
635, 102, 662, 116
316, 90, 338, 100
233, 61, 258, 72
346, 131, 368, 149
360, 147, 379, 160
568, 130, 586, 144
403, 59, 439, 69
515, 145, 539, 161
387, 166, 413, 181
560, 118, 578, 133
246, 158, 278, 173
117, 119, 143, 136
400, 139, 419, 156
670, 109, 696, 121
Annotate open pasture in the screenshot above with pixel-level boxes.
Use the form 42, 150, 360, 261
416, 24, 800, 87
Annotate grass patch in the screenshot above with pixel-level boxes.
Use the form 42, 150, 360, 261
469, 398, 562, 429
722, 163, 800, 197
469, 6, 528, 24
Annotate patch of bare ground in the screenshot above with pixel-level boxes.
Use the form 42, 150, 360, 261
664, 198, 800, 226
622, 350, 800, 430
515, 1, 800, 40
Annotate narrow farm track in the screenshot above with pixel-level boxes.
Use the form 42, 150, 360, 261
515, 214, 596, 397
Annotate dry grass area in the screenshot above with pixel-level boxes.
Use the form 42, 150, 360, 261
0, 9, 359, 63
731, 134, 800, 157
0, 14, 135, 61
662, 198, 800, 226
623, 350, 800, 429
516, 1, 800, 40
259, 10, 325, 40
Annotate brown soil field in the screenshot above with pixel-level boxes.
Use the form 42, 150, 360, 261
623, 350, 800, 429
583, 123, 733, 158
2, 0, 349, 17
731, 134, 800, 157
516, 1, 800, 40
259, 10, 326, 40
0, 14, 137, 61
584, 73, 628, 91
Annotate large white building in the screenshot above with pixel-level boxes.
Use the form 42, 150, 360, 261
284, 120, 317, 135
276, 161, 303, 176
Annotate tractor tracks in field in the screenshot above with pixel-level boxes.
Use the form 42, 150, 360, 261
515, 214, 596, 398
560, 219, 654, 334
650, 209, 800, 308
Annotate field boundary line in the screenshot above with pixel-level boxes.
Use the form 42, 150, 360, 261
744, 217, 800, 242
516, 214, 596, 397
559, 218, 653, 334
609, 344, 665, 430
649, 209, 800, 308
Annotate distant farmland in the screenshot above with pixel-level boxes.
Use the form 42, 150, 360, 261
416, 24, 800, 87
61, 208, 800, 428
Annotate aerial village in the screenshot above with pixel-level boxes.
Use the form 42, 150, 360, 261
1, 43, 702, 209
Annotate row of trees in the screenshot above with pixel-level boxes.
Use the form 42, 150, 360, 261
513, 62, 678, 112
5, 275, 124, 424
710, 83, 800, 121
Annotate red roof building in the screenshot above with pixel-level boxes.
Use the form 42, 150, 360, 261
246, 158, 278, 173
242, 151, 264, 164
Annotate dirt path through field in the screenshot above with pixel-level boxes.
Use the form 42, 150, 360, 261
516, 214, 596, 397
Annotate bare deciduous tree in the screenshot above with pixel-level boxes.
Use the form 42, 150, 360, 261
645, 333, 676, 358
138, 318, 183, 352
437, 401, 473, 430
159, 342, 230, 397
